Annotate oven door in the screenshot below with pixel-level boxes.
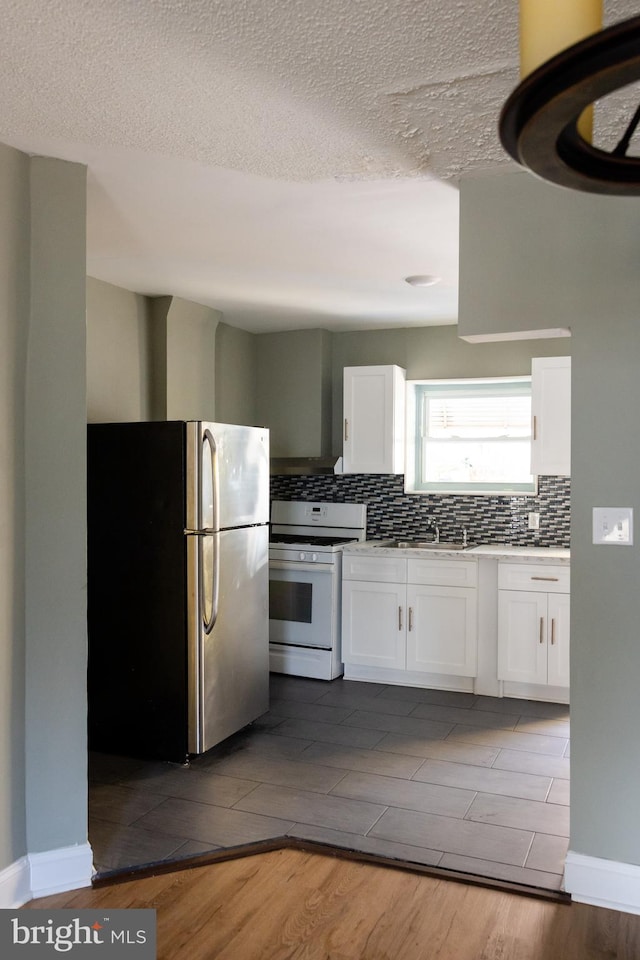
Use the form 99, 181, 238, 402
269, 560, 336, 649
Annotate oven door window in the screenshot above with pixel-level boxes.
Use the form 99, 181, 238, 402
270, 580, 313, 623
269, 564, 335, 649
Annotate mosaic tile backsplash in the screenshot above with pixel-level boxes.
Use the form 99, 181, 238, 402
270, 474, 571, 548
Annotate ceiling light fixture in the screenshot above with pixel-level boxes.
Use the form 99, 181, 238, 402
499, 4, 640, 195
404, 275, 440, 287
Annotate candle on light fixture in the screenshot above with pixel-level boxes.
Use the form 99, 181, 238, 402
520, 0, 603, 140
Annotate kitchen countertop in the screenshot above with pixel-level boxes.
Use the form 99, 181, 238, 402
344, 541, 570, 563
466, 544, 570, 562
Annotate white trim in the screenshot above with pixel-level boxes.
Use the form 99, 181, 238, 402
343, 663, 475, 692
269, 643, 342, 681
502, 680, 569, 705
28, 843, 94, 900
460, 328, 571, 343
565, 850, 640, 916
0, 855, 31, 908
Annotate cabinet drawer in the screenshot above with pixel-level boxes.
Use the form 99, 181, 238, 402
408, 558, 477, 588
342, 555, 407, 583
498, 562, 570, 593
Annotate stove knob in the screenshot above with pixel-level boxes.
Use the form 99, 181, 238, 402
312, 553, 318, 562
299, 552, 306, 561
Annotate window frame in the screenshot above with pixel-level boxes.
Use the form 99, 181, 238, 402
405, 376, 537, 496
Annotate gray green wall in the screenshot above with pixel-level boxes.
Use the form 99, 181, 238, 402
248, 323, 569, 460
148, 296, 171, 420
143, 295, 221, 422
25, 157, 88, 854
86, 278, 153, 422
88, 311, 569, 462
571, 312, 640, 862
330, 325, 570, 457
460, 167, 640, 867
86, 288, 222, 425
459, 167, 640, 339
254, 328, 332, 458
215, 322, 257, 426
0, 146, 91, 879
165, 298, 220, 421
0, 143, 29, 872
332, 323, 570, 379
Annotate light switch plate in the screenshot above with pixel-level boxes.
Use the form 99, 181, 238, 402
592, 507, 634, 545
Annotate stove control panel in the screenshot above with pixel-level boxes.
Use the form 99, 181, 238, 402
305, 504, 328, 523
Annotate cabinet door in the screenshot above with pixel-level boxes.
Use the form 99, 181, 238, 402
547, 593, 570, 687
343, 365, 405, 474
342, 580, 406, 669
531, 356, 571, 476
498, 590, 548, 684
406, 584, 477, 677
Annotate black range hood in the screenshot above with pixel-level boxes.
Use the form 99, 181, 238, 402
270, 457, 340, 476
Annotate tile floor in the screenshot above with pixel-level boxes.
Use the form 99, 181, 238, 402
89, 675, 570, 891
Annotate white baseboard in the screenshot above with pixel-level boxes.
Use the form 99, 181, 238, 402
565, 850, 640, 915
0, 855, 31, 908
0, 843, 94, 907
28, 843, 94, 900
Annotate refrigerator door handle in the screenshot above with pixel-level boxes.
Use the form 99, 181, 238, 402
202, 428, 218, 533
210, 533, 220, 634
200, 534, 219, 636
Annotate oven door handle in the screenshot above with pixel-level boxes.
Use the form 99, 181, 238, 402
269, 560, 335, 574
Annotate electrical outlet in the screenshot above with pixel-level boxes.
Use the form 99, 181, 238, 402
528, 512, 540, 530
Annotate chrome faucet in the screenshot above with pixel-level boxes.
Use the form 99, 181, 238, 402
432, 525, 440, 543
462, 527, 469, 548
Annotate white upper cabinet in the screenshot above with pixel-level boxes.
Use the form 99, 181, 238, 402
343, 365, 406, 474
530, 356, 571, 476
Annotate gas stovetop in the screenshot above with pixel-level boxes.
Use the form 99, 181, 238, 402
269, 533, 358, 548
269, 500, 367, 559
269, 500, 367, 558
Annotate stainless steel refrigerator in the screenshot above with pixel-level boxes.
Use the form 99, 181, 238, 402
87, 420, 270, 763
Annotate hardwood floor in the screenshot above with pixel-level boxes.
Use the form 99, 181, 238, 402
27, 848, 640, 959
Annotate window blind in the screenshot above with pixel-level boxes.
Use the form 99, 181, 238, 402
426, 395, 531, 439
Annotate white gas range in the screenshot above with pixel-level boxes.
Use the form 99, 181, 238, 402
268, 500, 367, 680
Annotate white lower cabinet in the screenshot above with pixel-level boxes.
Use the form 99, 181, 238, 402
342, 554, 477, 684
497, 564, 570, 688
342, 579, 406, 670
406, 583, 477, 676
342, 551, 569, 699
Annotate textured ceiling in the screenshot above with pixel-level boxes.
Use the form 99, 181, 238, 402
0, 0, 637, 332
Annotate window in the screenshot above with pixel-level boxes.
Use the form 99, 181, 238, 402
406, 377, 536, 495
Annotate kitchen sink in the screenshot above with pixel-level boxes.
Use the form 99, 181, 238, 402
383, 540, 468, 551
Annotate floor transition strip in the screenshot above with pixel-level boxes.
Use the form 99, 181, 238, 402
91, 835, 571, 905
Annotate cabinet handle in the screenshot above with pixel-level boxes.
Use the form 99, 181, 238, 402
531, 576, 559, 582
539, 617, 544, 644
344, 418, 349, 442
533, 415, 537, 440
398, 606, 403, 631
408, 607, 413, 631
551, 618, 556, 645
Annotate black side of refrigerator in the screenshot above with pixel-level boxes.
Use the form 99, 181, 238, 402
87, 421, 189, 762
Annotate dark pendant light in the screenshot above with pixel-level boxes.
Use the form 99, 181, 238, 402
499, 14, 640, 195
